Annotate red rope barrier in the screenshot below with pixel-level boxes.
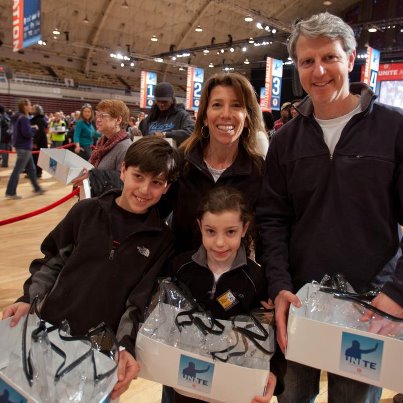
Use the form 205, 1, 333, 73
0, 188, 80, 226
0, 143, 76, 155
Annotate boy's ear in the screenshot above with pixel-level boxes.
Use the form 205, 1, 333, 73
242, 221, 250, 237
120, 162, 126, 181
162, 182, 171, 194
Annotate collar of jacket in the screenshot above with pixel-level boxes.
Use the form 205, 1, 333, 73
96, 189, 165, 233
191, 243, 248, 271
297, 82, 376, 118
185, 140, 254, 177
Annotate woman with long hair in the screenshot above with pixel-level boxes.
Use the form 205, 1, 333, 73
160, 72, 266, 254
73, 103, 99, 160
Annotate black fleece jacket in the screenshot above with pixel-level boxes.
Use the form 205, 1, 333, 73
256, 83, 403, 306
18, 190, 174, 354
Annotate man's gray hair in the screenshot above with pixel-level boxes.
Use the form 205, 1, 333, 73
287, 12, 357, 63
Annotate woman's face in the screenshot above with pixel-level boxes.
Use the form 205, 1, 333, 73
203, 85, 247, 147
95, 110, 121, 137
82, 107, 92, 121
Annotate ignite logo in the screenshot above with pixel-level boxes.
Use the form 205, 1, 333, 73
339, 332, 384, 382
177, 355, 214, 394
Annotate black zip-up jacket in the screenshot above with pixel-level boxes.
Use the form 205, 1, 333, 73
18, 190, 174, 354
159, 141, 263, 254
256, 83, 403, 306
172, 244, 285, 396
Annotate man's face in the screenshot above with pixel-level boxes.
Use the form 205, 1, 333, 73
295, 36, 355, 109
156, 99, 173, 111
119, 165, 170, 214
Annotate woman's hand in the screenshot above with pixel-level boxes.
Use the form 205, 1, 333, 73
71, 168, 89, 187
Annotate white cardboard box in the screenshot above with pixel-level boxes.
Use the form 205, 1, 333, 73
136, 332, 269, 403
38, 148, 93, 184
286, 284, 403, 392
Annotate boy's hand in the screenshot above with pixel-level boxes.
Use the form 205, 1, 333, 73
2, 302, 30, 326
251, 371, 277, 403
110, 350, 140, 399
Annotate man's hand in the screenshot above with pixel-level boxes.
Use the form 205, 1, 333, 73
2, 302, 30, 326
251, 371, 276, 403
274, 290, 301, 353
153, 131, 165, 138
110, 350, 140, 399
360, 292, 403, 336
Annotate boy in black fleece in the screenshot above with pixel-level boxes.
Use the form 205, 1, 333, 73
2, 137, 179, 399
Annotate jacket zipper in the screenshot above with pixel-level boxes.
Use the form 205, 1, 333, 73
109, 240, 120, 260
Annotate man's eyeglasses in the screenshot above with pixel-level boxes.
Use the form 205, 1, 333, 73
95, 112, 111, 120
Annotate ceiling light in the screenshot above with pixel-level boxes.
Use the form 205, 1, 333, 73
203, 49, 209, 54
244, 58, 250, 64
264, 25, 271, 31
154, 57, 163, 63
248, 37, 254, 44
120, 63, 124, 67
121, 0, 129, 7
272, 28, 277, 34
230, 47, 235, 52
179, 67, 185, 71
323, 0, 332, 5
209, 62, 214, 68
130, 62, 134, 67
368, 27, 377, 33
220, 49, 224, 53
242, 46, 247, 52
151, 35, 158, 42
171, 56, 177, 60
256, 22, 263, 29
195, 25, 203, 32
52, 28, 60, 35
83, 15, 89, 23
244, 15, 253, 22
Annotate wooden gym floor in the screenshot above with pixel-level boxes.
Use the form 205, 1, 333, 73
0, 155, 398, 402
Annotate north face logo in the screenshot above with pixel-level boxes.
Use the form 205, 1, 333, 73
137, 246, 150, 257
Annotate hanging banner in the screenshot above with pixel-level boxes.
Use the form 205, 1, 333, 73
260, 87, 267, 109
13, 0, 41, 52
265, 57, 283, 111
361, 47, 380, 92
186, 66, 204, 111
140, 71, 157, 109
377, 63, 403, 81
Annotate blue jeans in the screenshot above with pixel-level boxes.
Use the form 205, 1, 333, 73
277, 361, 382, 403
6, 148, 41, 196
0, 143, 10, 166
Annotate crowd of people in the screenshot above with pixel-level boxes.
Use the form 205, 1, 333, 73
1, 10, 403, 403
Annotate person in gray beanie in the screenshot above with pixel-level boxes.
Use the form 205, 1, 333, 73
139, 82, 194, 146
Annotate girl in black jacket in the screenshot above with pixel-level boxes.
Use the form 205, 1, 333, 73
171, 186, 285, 403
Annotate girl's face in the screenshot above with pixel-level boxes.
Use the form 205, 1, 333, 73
198, 210, 249, 269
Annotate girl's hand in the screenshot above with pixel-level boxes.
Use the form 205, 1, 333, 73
251, 372, 276, 403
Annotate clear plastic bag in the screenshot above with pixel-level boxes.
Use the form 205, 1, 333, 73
4, 296, 118, 403
139, 279, 275, 370
302, 274, 403, 339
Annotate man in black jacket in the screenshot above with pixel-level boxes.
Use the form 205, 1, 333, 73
139, 82, 194, 146
256, 12, 403, 403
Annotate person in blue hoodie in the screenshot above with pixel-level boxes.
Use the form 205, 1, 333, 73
5, 98, 45, 199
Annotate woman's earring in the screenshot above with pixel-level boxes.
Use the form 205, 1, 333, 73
201, 125, 210, 139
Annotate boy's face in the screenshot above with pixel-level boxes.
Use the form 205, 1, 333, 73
118, 165, 170, 214
198, 210, 249, 269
